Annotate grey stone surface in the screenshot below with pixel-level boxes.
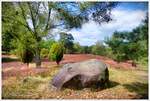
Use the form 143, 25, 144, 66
52, 59, 109, 89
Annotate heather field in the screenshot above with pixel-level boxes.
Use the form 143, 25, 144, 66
2, 54, 148, 99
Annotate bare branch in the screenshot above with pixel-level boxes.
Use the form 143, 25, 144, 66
43, 2, 52, 32
35, 2, 40, 28
18, 3, 34, 34
27, 3, 36, 32
51, 22, 66, 28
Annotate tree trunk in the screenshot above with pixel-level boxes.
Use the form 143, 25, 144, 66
27, 63, 29, 67
132, 61, 136, 67
35, 43, 41, 68
56, 61, 59, 65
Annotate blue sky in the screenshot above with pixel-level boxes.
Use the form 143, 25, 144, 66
64, 2, 148, 46
50, 2, 148, 46
117, 2, 148, 11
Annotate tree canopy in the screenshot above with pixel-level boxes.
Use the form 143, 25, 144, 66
2, 2, 117, 67
59, 32, 74, 54
105, 15, 148, 65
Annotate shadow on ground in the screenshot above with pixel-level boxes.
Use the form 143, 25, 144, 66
2, 57, 19, 63
62, 79, 120, 91
123, 82, 148, 99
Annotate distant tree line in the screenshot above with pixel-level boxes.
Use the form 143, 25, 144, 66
40, 14, 148, 67
2, 15, 148, 66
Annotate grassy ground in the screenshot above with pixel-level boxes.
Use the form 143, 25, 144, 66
2, 65, 148, 99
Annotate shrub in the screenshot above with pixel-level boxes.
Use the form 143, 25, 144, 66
113, 53, 126, 63
49, 42, 64, 65
91, 41, 107, 56
17, 43, 34, 66
40, 48, 49, 58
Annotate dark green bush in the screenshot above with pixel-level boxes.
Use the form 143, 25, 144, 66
49, 42, 64, 65
17, 42, 34, 66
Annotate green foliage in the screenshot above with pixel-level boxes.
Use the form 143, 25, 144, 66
55, 2, 116, 28
104, 47, 113, 58
57, 8, 83, 28
137, 57, 148, 70
40, 48, 49, 58
2, 2, 22, 52
81, 46, 92, 54
13, 32, 35, 66
91, 41, 107, 56
49, 42, 64, 65
2, 32, 14, 52
16, 39, 34, 66
79, 2, 93, 11
40, 39, 56, 50
105, 36, 129, 62
105, 16, 148, 66
59, 32, 74, 54
2, 2, 116, 67
40, 39, 56, 59
72, 42, 82, 53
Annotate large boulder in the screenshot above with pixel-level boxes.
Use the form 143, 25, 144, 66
51, 59, 109, 90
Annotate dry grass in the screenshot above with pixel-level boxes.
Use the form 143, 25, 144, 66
2, 66, 148, 99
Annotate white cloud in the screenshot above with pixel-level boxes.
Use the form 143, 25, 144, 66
110, 9, 146, 31
68, 9, 146, 46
